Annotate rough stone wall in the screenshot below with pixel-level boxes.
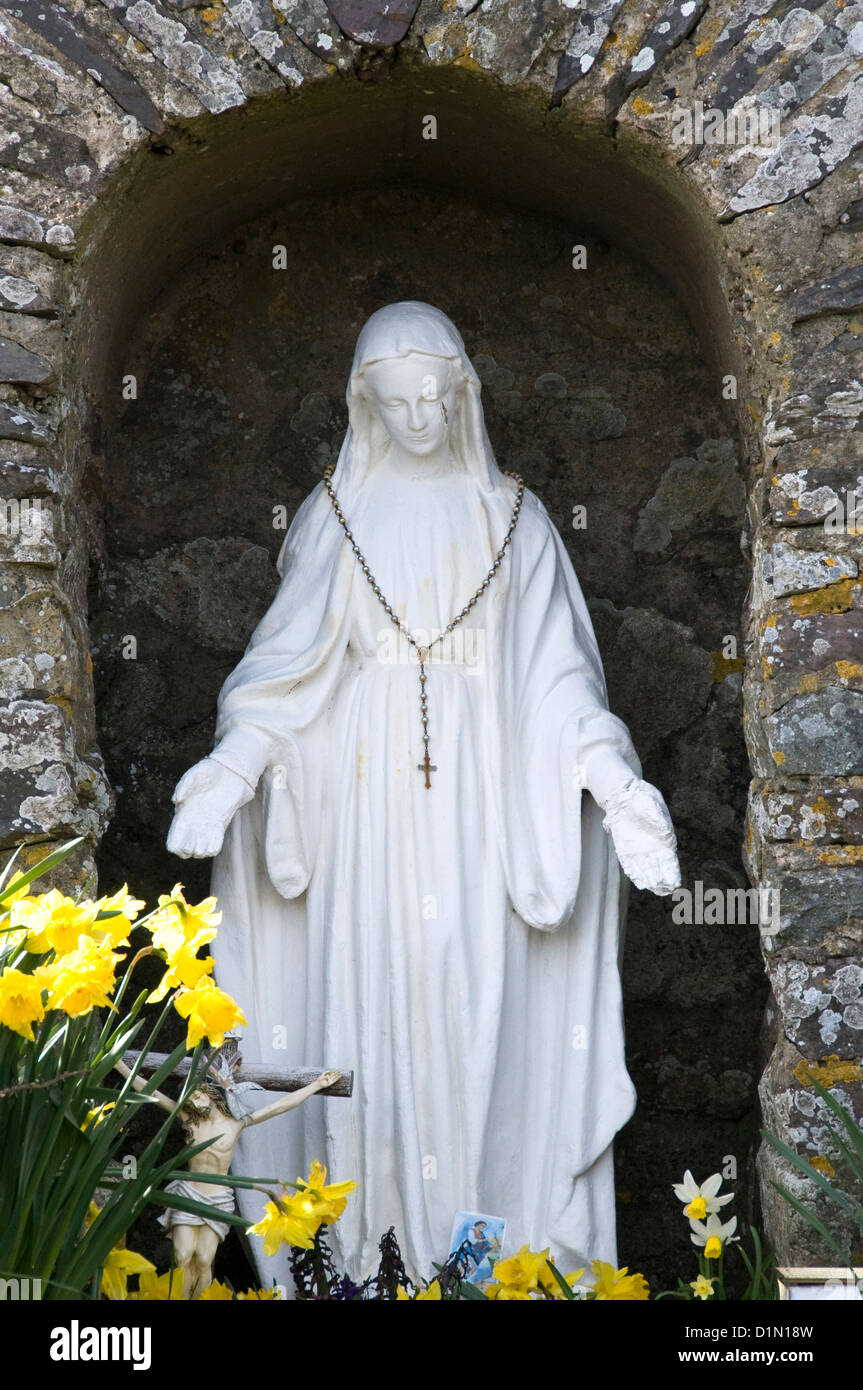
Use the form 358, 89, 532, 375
0, 0, 862, 1275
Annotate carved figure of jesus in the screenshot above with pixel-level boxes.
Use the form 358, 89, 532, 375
117, 1056, 340, 1298
167, 302, 681, 1289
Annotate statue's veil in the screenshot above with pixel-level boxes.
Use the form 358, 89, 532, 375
327, 301, 507, 504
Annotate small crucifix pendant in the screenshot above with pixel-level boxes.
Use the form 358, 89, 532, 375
415, 647, 436, 788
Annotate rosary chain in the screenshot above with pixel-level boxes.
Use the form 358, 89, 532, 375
323, 464, 524, 785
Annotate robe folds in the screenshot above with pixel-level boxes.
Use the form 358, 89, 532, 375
209, 465, 642, 1290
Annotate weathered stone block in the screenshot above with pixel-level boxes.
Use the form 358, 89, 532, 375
0, 837, 98, 898
766, 377, 863, 445
9, 0, 166, 133
756, 866, 863, 959
99, 0, 247, 114
0, 202, 75, 257
0, 335, 55, 386
0, 441, 61, 495
768, 958, 863, 1053
757, 591, 863, 693
0, 246, 64, 309
750, 781, 863, 846
771, 540, 858, 597
726, 72, 863, 219
764, 689, 863, 776
326, 0, 420, 48
0, 401, 53, 446
0, 569, 74, 702
770, 466, 863, 527
758, 1036, 863, 1266
791, 265, 863, 324
0, 112, 97, 185
0, 493, 57, 565
0, 699, 78, 844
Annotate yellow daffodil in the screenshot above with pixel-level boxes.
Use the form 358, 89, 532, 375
0, 926, 28, 953
689, 1212, 738, 1258
587, 1260, 649, 1301
101, 1245, 156, 1301
147, 948, 214, 1004
96, 885, 145, 922
0, 869, 34, 941
247, 1163, 358, 1255
396, 1280, 442, 1300
295, 1159, 359, 1226
148, 885, 221, 954
85, 1202, 101, 1231
19, 890, 100, 956
129, 1269, 184, 1300
538, 1258, 585, 1299
247, 1191, 320, 1254
673, 1170, 734, 1220
484, 1244, 549, 1300
89, 886, 146, 949
8, 895, 52, 949
152, 918, 218, 964
173, 976, 246, 1048
0, 966, 46, 1039
9, 895, 59, 953
496, 1245, 549, 1288
42, 940, 120, 1017
236, 1286, 283, 1300
2, 869, 32, 904
81, 1101, 116, 1131
691, 1274, 717, 1300
199, 1279, 234, 1300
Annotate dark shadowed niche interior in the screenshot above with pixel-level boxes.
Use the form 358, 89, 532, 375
73, 68, 766, 1288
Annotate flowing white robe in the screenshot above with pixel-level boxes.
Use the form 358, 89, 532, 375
209, 466, 641, 1290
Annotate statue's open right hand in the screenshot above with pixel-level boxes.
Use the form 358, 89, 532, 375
167, 757, 256, 860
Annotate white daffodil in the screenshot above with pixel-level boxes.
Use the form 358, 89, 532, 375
690, 1274, 717, 1300
672, 1170, 734, 1221
689, 1212, 738, 1259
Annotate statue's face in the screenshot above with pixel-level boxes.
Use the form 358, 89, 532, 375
363, 353, 457, 458
187, 1088, 211, 1115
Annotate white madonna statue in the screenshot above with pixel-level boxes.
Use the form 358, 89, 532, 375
167, 301, 681, 1290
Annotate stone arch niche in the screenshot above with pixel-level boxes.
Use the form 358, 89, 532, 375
2, 3, 861, 1286
76, 76, 763, 1287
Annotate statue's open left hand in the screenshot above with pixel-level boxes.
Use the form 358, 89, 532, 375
167, 757, 255, 860
603, 778, 681, 896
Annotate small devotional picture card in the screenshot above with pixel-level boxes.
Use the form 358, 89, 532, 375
448, 1210, 506, 1285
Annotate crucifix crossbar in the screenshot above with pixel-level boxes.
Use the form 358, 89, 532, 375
120, 1049, 353, 1097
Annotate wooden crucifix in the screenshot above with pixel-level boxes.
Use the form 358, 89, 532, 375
115, 1040, 352, 1299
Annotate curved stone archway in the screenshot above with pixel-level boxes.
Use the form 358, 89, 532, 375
2, 0, 862, 1278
